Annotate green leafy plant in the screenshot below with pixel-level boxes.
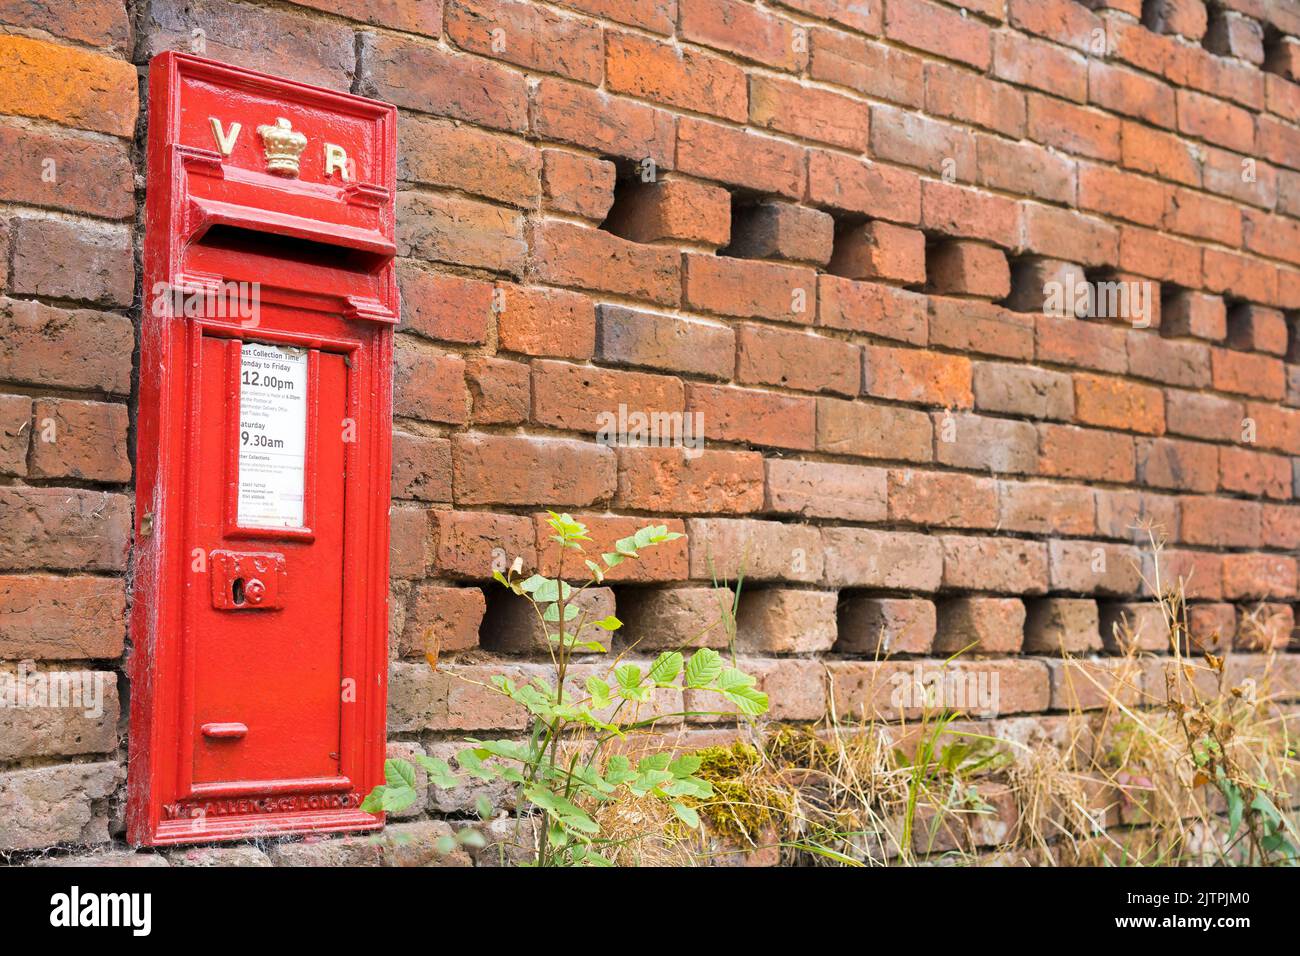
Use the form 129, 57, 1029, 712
363, 512, 769, 866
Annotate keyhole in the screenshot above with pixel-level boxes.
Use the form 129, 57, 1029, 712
232, 577, 246, 606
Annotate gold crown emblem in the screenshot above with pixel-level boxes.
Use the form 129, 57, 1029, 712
256, 117, 307, 177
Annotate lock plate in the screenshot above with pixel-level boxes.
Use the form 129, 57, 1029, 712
210, 550, 286, 610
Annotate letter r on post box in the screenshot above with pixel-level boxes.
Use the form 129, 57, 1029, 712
128, 53, 398, 846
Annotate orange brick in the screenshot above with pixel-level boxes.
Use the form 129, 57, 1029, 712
603, 179, 731, 246
863, 345, 973, 408
1073, 373, 1165, 435
0, 35, 136, 137
829, 221, 926, 286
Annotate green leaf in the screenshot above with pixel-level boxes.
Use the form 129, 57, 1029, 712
671, 802, 701, 829
668, 754, 702, 778
587, 676, 612, 709
359, 786, 386, 814
456, 749, 499, 782
474, 796, 493, 820
524, 785, 599, 835
413, 755, 461, 790
715, 666, 756, 692
647, 650, 683, 685
723, 683, 769, 717
384, 758, 417, 791
584, 560, 605, 583
594, 615, 622, 631
456, 827, 486, 849
685, 648, 723, 688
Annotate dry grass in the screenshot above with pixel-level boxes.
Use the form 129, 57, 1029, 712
596, 529, 1299, 866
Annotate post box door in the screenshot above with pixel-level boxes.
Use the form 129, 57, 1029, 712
190, 333, 350, 788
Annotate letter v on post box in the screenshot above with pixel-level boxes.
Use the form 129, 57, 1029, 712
128, 53, 398, 845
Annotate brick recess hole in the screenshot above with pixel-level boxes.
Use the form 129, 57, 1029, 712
827, 215, 926, 287
601, 173, 732, 248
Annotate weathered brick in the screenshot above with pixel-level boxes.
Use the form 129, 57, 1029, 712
604, 179, 731, 246
533, 220, 679, 306
399, 116, 539, 208
736, 589, 838, 654
532, 360, 683, 434
998, 481, 1095, 536
822, 527, 943, 591
934, 411, 1038, 474
751, 73, 870, 151
400, 585, 486, 659
1219, 445, 1291, 499
680, 0, 806, 71
391, 431, 453, 502
888, 469, 999, 530
736, 324, 859, 396
0, 35, 136, 136
397, 191, 526, 275
818, 276, 927, 345
28, 399, 130, 483
398, 265, 493, 346
941, 536, 1048, 594
1180, 496, 1261, 548
1023, 598, 1102, 654
808, 150, 921, 224
466, 357, 530, 425
358, 31, 526, 131
597, 304, 733, 379
764, 459, 887, 522
1073, 373, 1165, 435
1226, 304, 1288, 356
728, 202, 834, 266
677, 116, 805, 199
928, 299, 1035, 361
452, 434, 615, 507
927, 241, 1010, 299
818, 396, 934, 462
935, 598, 1026, 654
496, 285, 595, 360
863, 345, 973, 408
0, 761, 121, 851
830, 221, 926, 286
446, 0, 602, 83
541, 149, 615, 220
885, 0, 992, 70
0, 124, 133, 218
809, 27, 924, 107
0, 575, 125, 659
1038, 424, 1135, 482
1222, 552, 1296, 600
1134, 436, 1218, 492
1211, 346, 1285, 400
617, 447, 765, 515
687, 518, 824, 583
429, 510, 537, 579
10, 217, 132, 307
0, 488, 129, 572
1048, 540, 1144, 596
533, 77, 675, 168
618, 587, 735, 651
687, 383, 815, 451
393, 340, 467, 425
146, 0, 357, 90
836, 597, 936, 655
972, 362, 1073, 420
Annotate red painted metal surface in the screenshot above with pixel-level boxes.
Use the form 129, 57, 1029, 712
128, 53, 397, 845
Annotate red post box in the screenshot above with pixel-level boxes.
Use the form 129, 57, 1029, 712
127, 53, 397, 845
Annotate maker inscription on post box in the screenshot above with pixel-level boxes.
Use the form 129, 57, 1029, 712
128, 53, 397, 845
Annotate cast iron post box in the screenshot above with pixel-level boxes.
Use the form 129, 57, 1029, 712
127, 53, 397, 845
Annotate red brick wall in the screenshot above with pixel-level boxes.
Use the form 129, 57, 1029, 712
2, 0, 1300, 863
